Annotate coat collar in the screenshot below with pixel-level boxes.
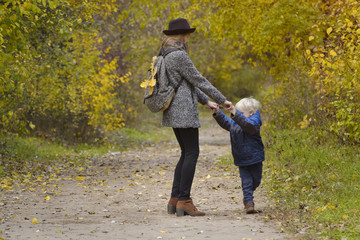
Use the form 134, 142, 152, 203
236, 109, 262, 126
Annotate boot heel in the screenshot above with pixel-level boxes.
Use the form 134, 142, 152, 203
167, 204, 176, 214
176, 208, 185, 216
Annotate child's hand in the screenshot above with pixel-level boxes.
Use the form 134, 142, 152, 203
212, 107, 219, 113
226, 103, 236, 115
222, 100, 232, 108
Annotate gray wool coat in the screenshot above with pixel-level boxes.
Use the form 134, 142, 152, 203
162, 49, 226, 128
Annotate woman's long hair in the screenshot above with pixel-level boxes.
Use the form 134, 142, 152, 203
161, 34, 189, 53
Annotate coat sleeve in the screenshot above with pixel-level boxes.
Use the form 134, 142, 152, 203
195, 87, 209, 105
172, 51, 226, 105
231, 110, 257, 135
213, 110, 235, 132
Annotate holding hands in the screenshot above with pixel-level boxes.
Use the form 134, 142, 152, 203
223, 100, 236, 115
206, 100, 235, 114
206, 101, 219, 113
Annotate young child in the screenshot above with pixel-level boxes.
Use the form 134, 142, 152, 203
212, 97, 265, 214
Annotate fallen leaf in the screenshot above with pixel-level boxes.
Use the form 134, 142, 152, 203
32, 217, 39, 224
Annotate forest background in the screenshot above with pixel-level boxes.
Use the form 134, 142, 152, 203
1, 0, 359, 239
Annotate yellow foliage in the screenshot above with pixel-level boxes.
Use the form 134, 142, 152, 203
298, 115, 311, 129
183, 0, 360, 143
326, 27, 333, 35
0, 0, 129, 139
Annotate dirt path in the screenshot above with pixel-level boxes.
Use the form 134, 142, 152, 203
0, 118, 292, 240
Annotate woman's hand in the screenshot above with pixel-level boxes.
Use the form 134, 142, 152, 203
206, 101, 219, 112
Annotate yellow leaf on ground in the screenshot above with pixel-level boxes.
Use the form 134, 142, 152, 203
32, 217, 39, 224
45, 196, 50, 201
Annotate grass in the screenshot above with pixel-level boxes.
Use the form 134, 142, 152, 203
214, 126, 360, 239
2, 108, 359, 239
216, 153, 234, 166
0, 120, 172, 188
262, 128, 360, 239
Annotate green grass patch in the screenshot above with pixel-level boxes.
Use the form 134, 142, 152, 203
108, 125, 171, 148
0, 122, 172, 189
263, 129, 360, 239
216, 153, 234, 166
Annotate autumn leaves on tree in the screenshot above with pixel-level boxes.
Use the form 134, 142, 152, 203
1, 0, 360, 143
0, 0, 129, 141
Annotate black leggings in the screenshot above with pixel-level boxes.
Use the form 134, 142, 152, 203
171, 128, 199, 201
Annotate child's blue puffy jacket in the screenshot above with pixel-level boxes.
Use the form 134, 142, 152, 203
213, 109, 264, 167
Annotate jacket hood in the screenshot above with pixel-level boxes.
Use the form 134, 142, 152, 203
236, 109, 262, 126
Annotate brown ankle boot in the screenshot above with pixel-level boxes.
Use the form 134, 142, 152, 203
167, 197, 178, 214
176, 198, 205, 217
245, 201, 255, 214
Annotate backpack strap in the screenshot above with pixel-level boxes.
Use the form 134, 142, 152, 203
158, 47, 181, 57
165, 67, 184, 92
159, 47, 184, 92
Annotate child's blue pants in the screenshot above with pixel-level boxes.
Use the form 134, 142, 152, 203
239, 162, 263, 203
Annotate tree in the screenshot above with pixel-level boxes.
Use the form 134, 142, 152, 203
183, 0, 360, 143
0, 0, 129, 141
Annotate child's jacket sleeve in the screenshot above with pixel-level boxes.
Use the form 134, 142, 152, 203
231, 110, 262, 135
212, 109, 236, 131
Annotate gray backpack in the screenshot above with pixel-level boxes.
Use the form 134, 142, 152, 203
143, 48, 183, 112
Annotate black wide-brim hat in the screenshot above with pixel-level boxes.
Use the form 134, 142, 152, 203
163, 18, 196, 35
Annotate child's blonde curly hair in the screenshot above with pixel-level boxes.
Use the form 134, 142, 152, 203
235, 97, 260, 113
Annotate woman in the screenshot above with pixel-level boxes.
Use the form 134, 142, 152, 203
161, 18, 232, 216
